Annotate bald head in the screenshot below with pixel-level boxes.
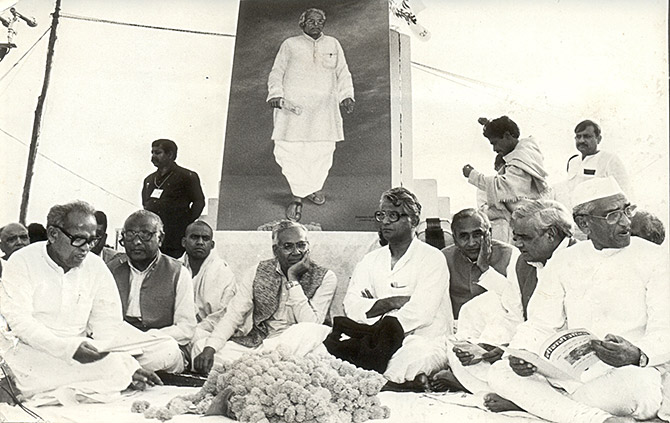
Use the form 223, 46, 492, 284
0, 222, 30, 258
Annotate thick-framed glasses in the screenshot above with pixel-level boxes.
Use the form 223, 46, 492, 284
374, 210, 408, 223
280, 241, 309, 253
585, 205, 637, 225
54, 225, 100, 248
121, 230, 157, 243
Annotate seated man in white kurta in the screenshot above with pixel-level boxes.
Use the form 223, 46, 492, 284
267, 7, 355, 222
488, 177, 670, 423
343, 187, 453, 391
191, 221, 337, 375
180, 221, 237, 361
437, 200, 576, 411
0, 201, 161, 404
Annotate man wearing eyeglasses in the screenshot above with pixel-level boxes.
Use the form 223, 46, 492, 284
0, 201, 162, 403
488, 177, 670, 423
267, 8, 355, 221
192, 220, 337, 375
343, 187, 453, 391
108, 210, 196, 374
0, 222, 29, 276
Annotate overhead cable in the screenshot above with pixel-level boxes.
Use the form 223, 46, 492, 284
60, 13, 235, 38
0, 126, 140, 207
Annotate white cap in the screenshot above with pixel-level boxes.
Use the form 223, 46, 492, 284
571, 177, 625, 208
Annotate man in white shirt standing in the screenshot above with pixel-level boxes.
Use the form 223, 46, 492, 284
267, 8, 355, 222
556, 120, 632, 210
0, 201, 160, 403
343, 187, 453, 391
192, 220, 337, 375
108, 210, 196, 373
488, 177, 670, 423
180, 220, 236, 364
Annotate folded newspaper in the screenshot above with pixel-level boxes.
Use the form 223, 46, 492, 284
504, 328, 610, 393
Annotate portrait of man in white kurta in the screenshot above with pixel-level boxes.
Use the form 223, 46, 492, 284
268, 7, 355, 222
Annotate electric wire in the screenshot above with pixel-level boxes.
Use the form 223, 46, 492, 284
0, 126, 140, 207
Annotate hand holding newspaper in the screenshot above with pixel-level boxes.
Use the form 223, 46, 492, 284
503, 328, 610, 393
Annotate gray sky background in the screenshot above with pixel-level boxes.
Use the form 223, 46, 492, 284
1, 0, 667, 233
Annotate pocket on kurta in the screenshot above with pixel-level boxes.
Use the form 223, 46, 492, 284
320, 52, 338, 69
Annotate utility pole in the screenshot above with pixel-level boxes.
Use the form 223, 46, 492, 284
19, 0, 61, 224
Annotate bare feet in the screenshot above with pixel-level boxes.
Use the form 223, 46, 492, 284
382, 373, 431, 392
205, 387, 235, 418
483, 393, 522, 412
128, 368, 163, 391
429, 368, 467, 392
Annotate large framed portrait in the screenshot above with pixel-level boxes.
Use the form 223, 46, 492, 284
218, 0, 392, 231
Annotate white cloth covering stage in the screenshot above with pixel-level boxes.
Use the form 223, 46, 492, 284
0, 385, 557, 423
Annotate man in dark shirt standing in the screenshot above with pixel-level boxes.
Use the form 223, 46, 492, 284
142, 139, 205, 258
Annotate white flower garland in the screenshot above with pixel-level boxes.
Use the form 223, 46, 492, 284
132, 347, 391, 423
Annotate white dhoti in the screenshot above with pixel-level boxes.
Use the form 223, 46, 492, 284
1, 336, 139, 404
191, 322, 331, 366
488, 360, 663, 423
273, 140, 336, 198
384, 335, 449, 384
445, 339, 492, 394
113, 324, 184, 373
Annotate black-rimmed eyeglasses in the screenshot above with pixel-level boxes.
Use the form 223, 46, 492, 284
54, 226, 100, 248
374, 210, 408, 223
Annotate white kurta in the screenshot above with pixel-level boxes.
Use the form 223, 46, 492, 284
344, 238, 453, 383
182, 251, 237, 352
194, 261, 337, 362
0, 242, 139, 402
267, 33, 354, 142
488, 238, 670, 423
451, 239, 571, 394
556, 150, 633, 209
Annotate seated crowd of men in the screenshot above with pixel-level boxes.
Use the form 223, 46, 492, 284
0, 171, 668, 420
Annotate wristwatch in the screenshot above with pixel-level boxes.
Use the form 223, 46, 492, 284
286, 280, 301, 290
639, 350, 649, 367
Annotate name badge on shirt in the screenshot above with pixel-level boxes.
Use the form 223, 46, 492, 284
583, 169, 596, 175
150, 189, 163, 199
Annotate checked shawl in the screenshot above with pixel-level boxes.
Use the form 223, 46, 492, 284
232, 258, 328, 348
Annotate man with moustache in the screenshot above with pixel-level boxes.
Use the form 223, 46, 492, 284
108, 210, 196, 373
142, 139, 205, 258
488, 177, 670, 423
563, 120, 632, 208
0, 201, 161, 403
192, 220, 337, 375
